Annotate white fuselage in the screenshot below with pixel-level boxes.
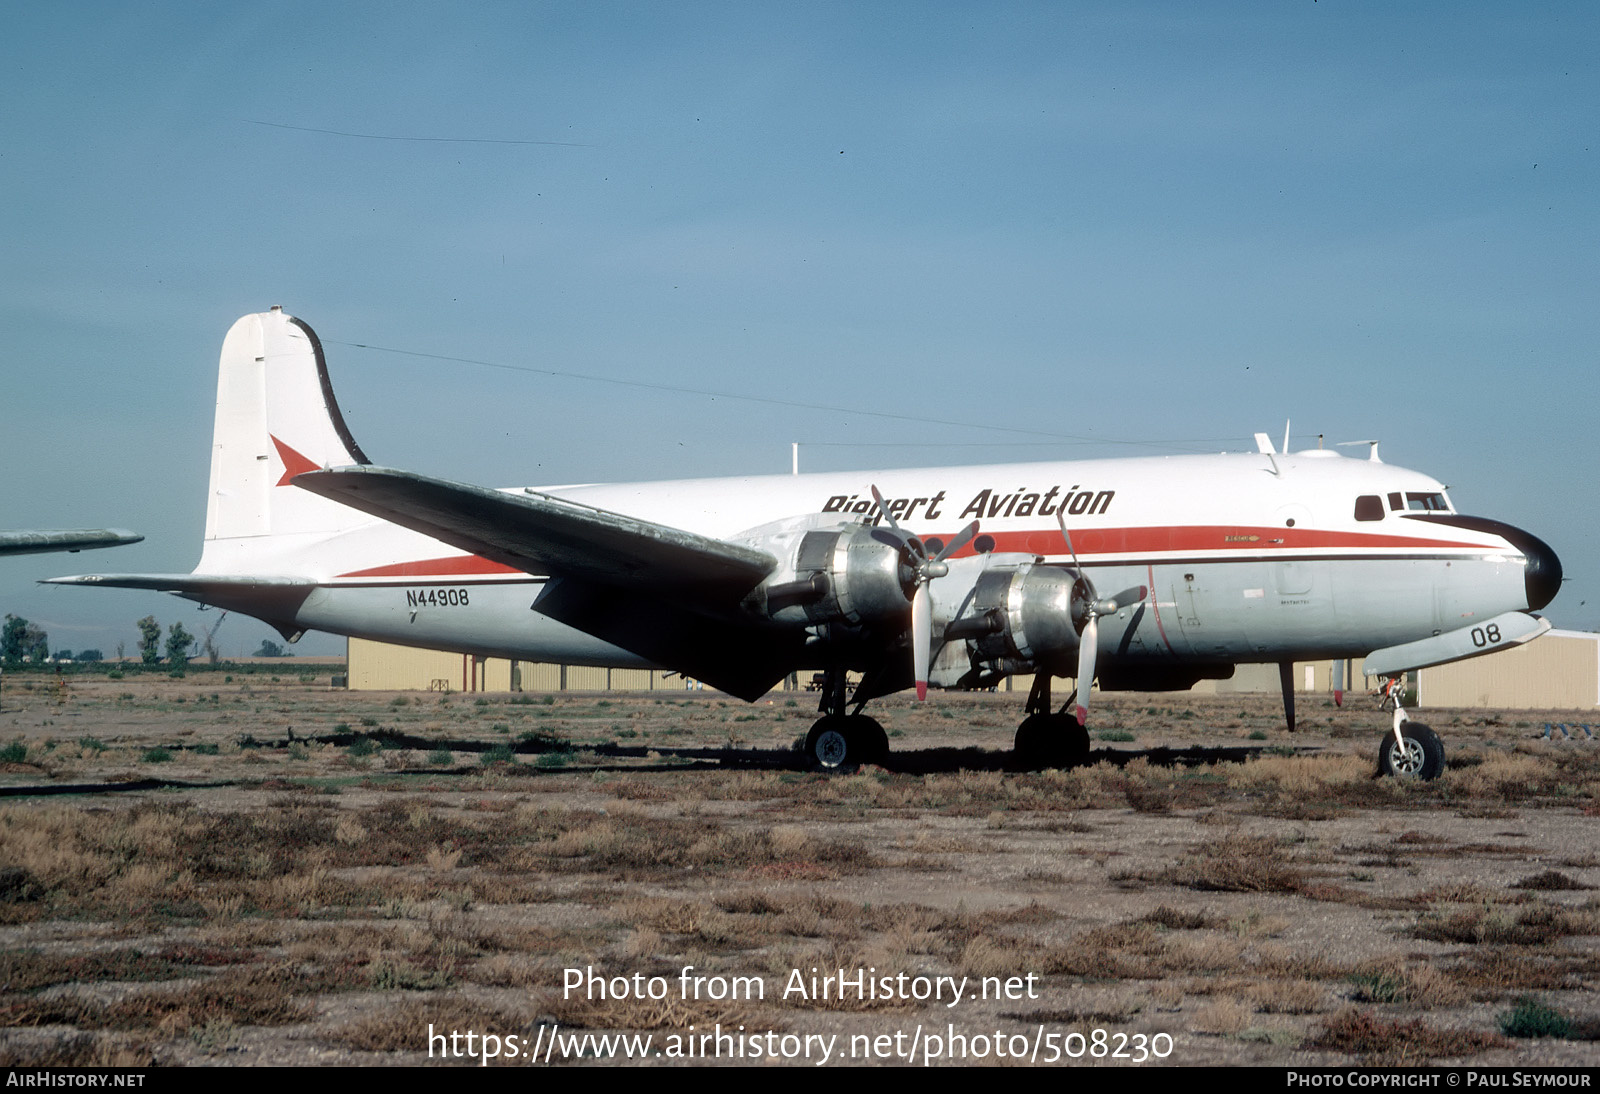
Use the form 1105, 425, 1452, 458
228, 449, 1540, 674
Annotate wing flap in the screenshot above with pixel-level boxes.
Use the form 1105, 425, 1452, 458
295, 467, 775, 598
533, 578, 804, 700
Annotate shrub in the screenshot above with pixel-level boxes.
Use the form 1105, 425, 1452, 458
1498, 996, 1573, 1039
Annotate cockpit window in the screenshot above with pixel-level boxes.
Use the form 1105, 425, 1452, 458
1354, 495, 1385, 522
1405, 492, 1449, 512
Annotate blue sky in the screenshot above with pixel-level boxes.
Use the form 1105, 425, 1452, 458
3, 2, 1596, 658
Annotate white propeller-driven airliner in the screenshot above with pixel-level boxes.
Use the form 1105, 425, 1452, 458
49, 308, 1562, 779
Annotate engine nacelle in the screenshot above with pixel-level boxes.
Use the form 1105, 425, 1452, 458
758, 525, 915, 630
945, 561, 1080, 674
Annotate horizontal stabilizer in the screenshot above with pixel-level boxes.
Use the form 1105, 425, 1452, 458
43, 573, 318, 642
44, 573, 315, 592
1363, 611, 1550, 678
294, 466, 777, 600
0, 530, 142, 557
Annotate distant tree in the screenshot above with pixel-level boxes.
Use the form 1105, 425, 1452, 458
165, 622, 195, 669
3, 616, 27, 663
137, 616, 162, 664
254, 639, 293, 658
77, 649, 103, 663
55, 649, 73, 662
3, 616, 49, 664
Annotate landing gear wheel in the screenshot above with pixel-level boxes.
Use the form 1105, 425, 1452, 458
1060, 717, 1091, 768
850, 715, 890, 766
1377, 721, 1445, 781
1014, 713, 1091, 769
806, 715, 859, 773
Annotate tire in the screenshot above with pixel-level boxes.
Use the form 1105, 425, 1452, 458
850, 715, 890, 766
1059, 717, 1091, 767
806, 715, 858, 773
1013, 713, 1055, 768
1376, 721, 1445, 781
1014, 713, 1091, 769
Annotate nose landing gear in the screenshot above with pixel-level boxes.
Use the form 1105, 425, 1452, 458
1375, 676, 1444, 781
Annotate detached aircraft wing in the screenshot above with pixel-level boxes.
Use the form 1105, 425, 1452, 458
0, 529, 142, 557
295, 466, 803, 698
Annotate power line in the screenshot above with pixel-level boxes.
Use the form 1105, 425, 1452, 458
329, 338, 1231, 450
244, 120, 585, 146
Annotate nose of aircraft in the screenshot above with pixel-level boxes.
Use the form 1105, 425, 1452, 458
1483, 519, 1564, 611
1408, 513, 1563, 612
1516, 527, 1563, 611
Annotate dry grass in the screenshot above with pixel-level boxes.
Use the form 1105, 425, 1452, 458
3, 681, 1599, 1066
1412, 901, 1600, 946
1310, 1008, 1511, 1065
1347, 958, 1468, 1008
328, 997, 534, 1053
1168, 833, 1309, 893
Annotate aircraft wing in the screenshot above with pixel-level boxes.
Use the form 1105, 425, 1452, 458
0, 529, 142, 557
294, 467, 800, 699
294, 466, 777, 599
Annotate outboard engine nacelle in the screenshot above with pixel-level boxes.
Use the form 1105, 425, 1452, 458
945, 562, 1079, 674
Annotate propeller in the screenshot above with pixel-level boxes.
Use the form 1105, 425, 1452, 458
872, 486, 979, 700
1057, 511, 1146, 726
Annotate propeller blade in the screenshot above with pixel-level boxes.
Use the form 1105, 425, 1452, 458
1074, 614, 1098, 726
1057, 510, 1101, 623
932, 520, 981, 563
1095, 585, 1148, 615
870, 485, 901, 532
1056, 510, 1082, 569
912, 582, 931, 700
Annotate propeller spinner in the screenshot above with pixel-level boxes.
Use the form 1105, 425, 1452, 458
871, 486, 979, 700
1056, 511, 1146, 726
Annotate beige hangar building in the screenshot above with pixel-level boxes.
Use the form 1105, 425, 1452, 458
344, 630, 1599, 711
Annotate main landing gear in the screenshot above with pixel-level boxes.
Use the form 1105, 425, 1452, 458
1012, 674, 1090, 769
804, 667, 889, 772
1375, 676, 1445, 781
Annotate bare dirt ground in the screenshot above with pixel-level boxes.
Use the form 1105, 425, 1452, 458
2, 670, 1598, 1068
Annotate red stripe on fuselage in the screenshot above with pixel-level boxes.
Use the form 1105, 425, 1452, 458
338, 556, 524, 579
944, 524, 1485, 558
332, 524, 1490, 582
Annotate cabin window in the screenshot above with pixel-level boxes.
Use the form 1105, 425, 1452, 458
1354, 495, 1385, 522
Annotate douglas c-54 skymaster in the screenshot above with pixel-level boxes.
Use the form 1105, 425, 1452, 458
50, 308, 1562, 780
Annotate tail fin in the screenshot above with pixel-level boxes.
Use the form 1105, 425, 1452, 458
198, 307, 371, 571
